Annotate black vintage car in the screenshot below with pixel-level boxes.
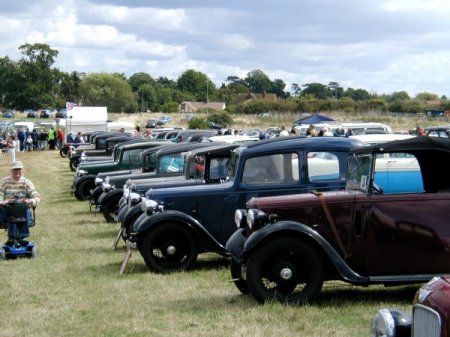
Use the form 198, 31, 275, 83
112, 142, 239, 248
226, 136, 450, 304
94, 142, 230, 222
72, 140, 166, 200
124, 136, 362, 274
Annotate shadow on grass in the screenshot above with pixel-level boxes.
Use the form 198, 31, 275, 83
312, 283, 418, 305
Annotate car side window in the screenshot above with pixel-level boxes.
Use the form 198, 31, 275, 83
209, 157, 230, 180
241, 153, 299, 185
373, 152, 424, 194
307, 151, 341, 181
158, 154, 184, 173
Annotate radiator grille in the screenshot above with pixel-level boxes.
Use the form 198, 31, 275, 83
412, 304, 441, 337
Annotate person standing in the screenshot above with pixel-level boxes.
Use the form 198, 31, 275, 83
6, 135, 17, 162
38, 129, 48, 150
0, 161, 40, 246
279, 126, 289, 137
48, 127, 56, 150
17, 128, 26, 152
57, 128, 64, 149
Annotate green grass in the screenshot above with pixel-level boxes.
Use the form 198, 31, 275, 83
0, 150, 419, 337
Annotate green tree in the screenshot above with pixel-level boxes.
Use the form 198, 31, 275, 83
301, 83, 330, 100
415, 92, 439, 101
272, 78, 288, 99
58, 71, 83, 105
129, 72, 154, 92
79, 73, 135, 112
177, 69, 216, 101
188, 117, 208, 129
244, 69, 272, 93
0, 56, 18, 109
13, 43, 60, 109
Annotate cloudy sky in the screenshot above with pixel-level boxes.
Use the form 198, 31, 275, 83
1, 0, 450, 97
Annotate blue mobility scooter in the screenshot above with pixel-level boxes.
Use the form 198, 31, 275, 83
0, 201, 36, 259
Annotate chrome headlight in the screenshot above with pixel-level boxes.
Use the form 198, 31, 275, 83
141, 199, 159, 213
123, 185, 130, 198
80, 152, 87, 161
102, 183, 112, 192
95, 177, 103, 186
130, 192, 141, 204
234, 209, 247, 229
246, 209, 268, 230
370, 309, 411, 337
77, 169, 87, 177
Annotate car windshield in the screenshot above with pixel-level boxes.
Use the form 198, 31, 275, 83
158, 153, 184, 173
345, 154, 372, 192
227, 152, 240, 182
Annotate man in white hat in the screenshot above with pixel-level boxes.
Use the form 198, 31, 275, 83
0, 161, 40, 246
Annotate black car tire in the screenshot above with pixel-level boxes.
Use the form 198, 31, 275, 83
138, 222, 198, 274
77, 179, 95, 201
69, 158, 80, 172
60, 147, 69, 158
246, 237, 324, 305
101, 195, 121, 223
230, 259, 249, 294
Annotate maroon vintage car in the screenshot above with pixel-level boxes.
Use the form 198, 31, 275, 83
226, 136, 450, 304
370, 275, 450, 337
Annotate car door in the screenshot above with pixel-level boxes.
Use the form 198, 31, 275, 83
363, 193, 450, 275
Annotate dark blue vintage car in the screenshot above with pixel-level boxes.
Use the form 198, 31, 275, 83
124, 136, 363, 273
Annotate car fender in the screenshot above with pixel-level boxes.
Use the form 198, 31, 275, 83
98, 189, 123, 210
122, 203, 144, 230
134, 210, 228, 255
75, 174, 96, 191
243, 220, 369, 285
225, 228, 246, 262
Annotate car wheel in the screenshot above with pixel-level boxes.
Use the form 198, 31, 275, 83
138, 222, 198, 273
246, 237, 324, 304
230, 259, 249, 294
77, 179, 95, 201
69, 158, 80, 172
102, 195, 121, 223
60, 148, 68, 158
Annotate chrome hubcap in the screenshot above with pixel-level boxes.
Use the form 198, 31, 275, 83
280, 267, 293, 280
166, 245, 176, 255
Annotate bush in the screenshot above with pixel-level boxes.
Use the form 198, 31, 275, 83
206, 112, 233, 127
188, 117, 208, 129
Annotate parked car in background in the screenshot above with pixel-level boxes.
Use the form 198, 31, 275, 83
24, 109, 38, 118
40, 109, 56, 118
2, 109, 15, 118
370, 276, 450, 337
207, 121, 223, 130
426, 125, 450, 138
226, 136, 450, 304
145, 119, 157, 128
157, 116, 172, 125
56, 108, 67, 118
124, 136, 362, 274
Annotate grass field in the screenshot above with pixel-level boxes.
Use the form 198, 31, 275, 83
0, 148, 421, 337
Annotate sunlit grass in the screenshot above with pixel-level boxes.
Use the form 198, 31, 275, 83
0, 150, 419, 337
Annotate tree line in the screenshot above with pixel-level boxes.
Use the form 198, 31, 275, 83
1, 43, 449, 114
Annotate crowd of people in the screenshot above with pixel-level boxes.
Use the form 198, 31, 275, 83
0, 127, 65, 163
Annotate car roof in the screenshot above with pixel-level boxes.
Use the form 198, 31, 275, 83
351, 135, 450, 154
235, 136, 363, 156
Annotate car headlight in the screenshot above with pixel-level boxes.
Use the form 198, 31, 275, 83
77, 169, 87, 177
246, 209, 268, 230
102, 183, 112, 192
370, 309, 411, 337
80, 152, 87, 161
141, 199, 159, 213
123, 186, 130, 198
234, 209, 247, 229
130, 192, 141, 204
95, 177, 103, 186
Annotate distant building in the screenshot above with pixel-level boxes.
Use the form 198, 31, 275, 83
179, 101, 226, 113
236, 92, 278, 104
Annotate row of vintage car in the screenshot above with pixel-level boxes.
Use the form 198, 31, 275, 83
65, 130, 450, 337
